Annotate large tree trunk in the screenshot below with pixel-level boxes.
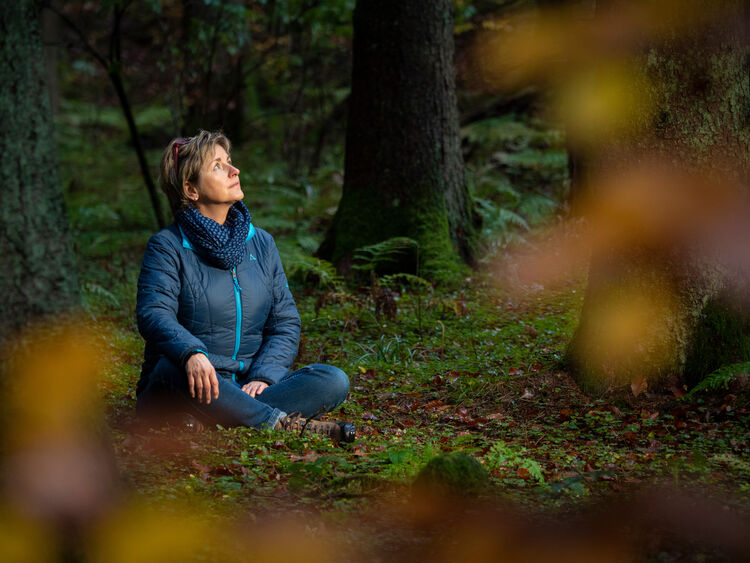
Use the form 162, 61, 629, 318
318, 0, 479, 279
567, 1, 750, 392
0, 0, 79, 342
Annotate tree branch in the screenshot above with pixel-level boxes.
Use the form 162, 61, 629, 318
44, 5, 108, 68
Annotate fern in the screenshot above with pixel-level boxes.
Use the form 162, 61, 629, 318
685, 362, 750, 398
281, 248, 342, 289
352, 237, 419, 273
379, 273, 432, 292
484, 441, 545, 483
475, 197, 530, 249
516, 193, 557, 225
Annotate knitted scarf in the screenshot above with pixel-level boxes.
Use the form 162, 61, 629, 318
176, 201, 251, 269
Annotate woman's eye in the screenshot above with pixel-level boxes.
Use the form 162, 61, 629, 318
214, 163, 221, 171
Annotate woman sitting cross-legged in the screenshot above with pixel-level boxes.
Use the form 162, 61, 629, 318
135, 130, 354, 442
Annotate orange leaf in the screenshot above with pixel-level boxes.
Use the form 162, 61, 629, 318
630, 376, 647, 397
422, 400, 446, 412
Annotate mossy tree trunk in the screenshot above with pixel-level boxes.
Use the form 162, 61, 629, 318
0, 0, 79, 342
317, 0, 479, 279
567, 1, 750, 392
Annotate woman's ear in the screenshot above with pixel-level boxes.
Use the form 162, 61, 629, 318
184, 181, 200, 202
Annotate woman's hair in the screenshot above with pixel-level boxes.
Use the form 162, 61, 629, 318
159, 130, 232, 215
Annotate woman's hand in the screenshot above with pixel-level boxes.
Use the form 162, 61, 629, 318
186, 353, 219, 404
242, 380, 268, 398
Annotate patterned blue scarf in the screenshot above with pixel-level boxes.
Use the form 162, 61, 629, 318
176, 201, 251, 269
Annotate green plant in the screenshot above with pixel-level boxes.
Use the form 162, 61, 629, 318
352, 237, 420, 275
684, 361, 750, 398
381, 444, 438, 481
380, 273, 432, 332
484, 441, 545, 484
283, 250, 342, 290
355, 334, 416, 365
413, 451, 489, 495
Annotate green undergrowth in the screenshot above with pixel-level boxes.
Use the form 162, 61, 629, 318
56, 103, 750, 557
104, 270, 750, 521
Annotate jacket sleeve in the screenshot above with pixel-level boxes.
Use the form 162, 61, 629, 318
248, 237, 301, 385
136, 234, 207, 367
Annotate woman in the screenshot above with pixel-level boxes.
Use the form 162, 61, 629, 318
135, 130, 354, 442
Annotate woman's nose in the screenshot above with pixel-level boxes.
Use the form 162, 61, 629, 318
228, 163, 239, 176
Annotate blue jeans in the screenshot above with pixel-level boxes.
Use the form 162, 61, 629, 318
136, 357, 350, 429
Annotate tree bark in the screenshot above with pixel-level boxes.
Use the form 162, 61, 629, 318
567, 0, 750, 391
317, 0, 479, 279
0, 0, 79, 342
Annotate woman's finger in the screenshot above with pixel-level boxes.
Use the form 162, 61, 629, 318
201, 372, 212, 404
193, 373, 204, 402
188, 372, 196, 398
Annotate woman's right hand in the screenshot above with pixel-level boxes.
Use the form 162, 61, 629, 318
186, 353, 220, 404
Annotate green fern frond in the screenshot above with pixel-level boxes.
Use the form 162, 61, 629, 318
685, 361, 750, 398
352, 237, 419, 273
282, 249, 342, 290
379, 273, 432, 292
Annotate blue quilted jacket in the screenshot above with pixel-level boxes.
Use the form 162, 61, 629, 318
135, 222, 301, 393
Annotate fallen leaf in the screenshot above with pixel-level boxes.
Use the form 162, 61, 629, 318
191, 461, 211, 478
631, 376, 648, 397
520, 388, 534, 399
422, 400, 446, 412
622, 431, 638, 447
486, 412, 505, 420
669, 385, 685, 398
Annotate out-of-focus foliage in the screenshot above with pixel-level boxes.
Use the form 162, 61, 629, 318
53, 0, 355, 177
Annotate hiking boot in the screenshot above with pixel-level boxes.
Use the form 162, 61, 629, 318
179, 412, 205, 433
276, 412, 355, 443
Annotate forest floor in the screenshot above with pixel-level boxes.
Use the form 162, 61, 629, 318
52, 102, 750, 561
98, 267, 750, 562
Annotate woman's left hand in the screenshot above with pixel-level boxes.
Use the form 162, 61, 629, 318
242, 380, 268, 398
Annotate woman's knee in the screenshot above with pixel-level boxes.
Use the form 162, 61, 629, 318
309, 364, 350, 400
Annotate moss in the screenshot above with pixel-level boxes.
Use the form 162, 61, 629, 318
683, 299, 750, 388
413, 452, 489, 497
322, 181, 465, 283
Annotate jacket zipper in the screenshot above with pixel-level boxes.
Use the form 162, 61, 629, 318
231, 267, 242, 360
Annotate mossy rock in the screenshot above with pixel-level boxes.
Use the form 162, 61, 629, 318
414, 452, 489, 496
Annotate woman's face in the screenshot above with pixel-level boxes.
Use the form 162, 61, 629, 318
186, 144, 243, 210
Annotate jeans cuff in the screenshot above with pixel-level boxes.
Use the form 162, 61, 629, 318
264, 409, 286, 429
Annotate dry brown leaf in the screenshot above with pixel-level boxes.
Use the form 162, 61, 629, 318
630, 376, 648, 397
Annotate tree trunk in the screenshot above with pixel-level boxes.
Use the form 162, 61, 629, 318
317, 0, 479, 279
0, 0, 79, 342
567, 1, 750, 392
